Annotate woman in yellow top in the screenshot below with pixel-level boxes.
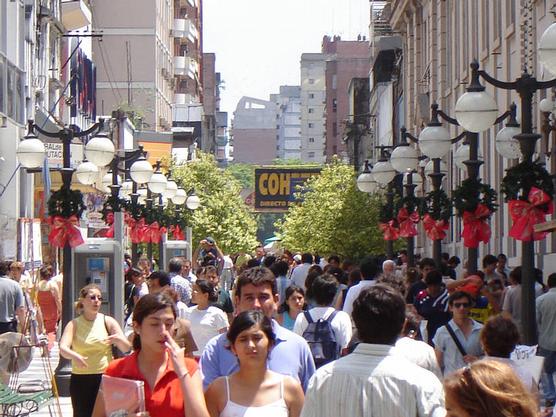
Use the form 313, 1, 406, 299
59, 284, 131, 417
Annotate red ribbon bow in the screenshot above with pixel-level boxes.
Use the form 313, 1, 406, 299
142, 222, 161, 243
397, 208, 420, 238
462, 204, 492, 248
169, 225, 185, 240
508, 187, 554, 242
422, 214, 449, 240
48, 215, 84, 248
105, 212, 115, 238
379, 220, 400, 241
129, 218, 146, 244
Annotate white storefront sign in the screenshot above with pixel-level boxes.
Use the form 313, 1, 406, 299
45, 142, 84, 168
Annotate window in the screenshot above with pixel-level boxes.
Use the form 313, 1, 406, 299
494, 0, 502, 41
309, 137, 315, 143
332, 122, 337, 137
308, 108, 314, 113
308, 122, 314, 128
506, 0, 516, 27
276, 125, 280, 129
308, 78, 315, 84
308, 151, 315, 158
332, 99, 337, 112
482, 1, 489, 51
445, 0, 451, 87
332, 75, 337, 89
0, 55, 4, 114
309, 93, 315, 99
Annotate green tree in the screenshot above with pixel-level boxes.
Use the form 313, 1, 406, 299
276, 159, 385, 261
225, 163, 255, 189
171, 152, 258, 254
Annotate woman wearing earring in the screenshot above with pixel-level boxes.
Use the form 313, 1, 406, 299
92, 292, 209, 417
59, 284, 130, 417
204, 310, 304, 417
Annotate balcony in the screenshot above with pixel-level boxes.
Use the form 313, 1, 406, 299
172, 18, 186, 38
174, 56, 199, 79
61, 0, 92, 31
184, 19, 199, 43
174, 93, 196, 105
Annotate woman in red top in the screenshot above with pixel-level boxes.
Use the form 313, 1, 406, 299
92, 293, 209, 417
36, 265, 62, 354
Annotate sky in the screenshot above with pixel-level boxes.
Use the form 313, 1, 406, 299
202, 0, 370, 116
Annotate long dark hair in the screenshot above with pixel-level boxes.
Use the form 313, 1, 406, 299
278, 285, 305, 314
132, 292, 177, 350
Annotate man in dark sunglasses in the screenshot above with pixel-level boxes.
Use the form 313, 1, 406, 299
433, 290, 484, 377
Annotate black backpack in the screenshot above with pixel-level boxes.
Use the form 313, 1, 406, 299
302, 310, 340, 368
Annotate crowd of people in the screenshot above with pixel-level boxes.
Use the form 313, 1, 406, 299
0, 240, 555, 417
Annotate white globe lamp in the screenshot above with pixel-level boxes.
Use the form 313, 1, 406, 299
186, 192, 201, 210
171, 188, 187, 205
130, 157, 154, 184
148, 169, 168, 194
418, 124, 452, 158
371, 160, 396, 185
16, 133, 45, 168
75, 160, 99, 185
390, 144, 419, 173
539, 22, 556, 75
84, 133, 115, 167
356, 161, 377, 193
163, 179, 178, 199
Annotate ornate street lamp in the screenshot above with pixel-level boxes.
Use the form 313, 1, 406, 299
356, 160, 378, 194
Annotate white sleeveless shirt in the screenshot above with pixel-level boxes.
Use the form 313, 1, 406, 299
219, 375, 289, 417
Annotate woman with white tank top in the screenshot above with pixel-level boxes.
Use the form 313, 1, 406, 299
204, 311, 304, 417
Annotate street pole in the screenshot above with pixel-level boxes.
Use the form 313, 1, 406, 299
463, 131, 481, 275
404, 172, 417, 268
31, 119, 104, 396
428, 158, 445, 270
386, 182, 395, 259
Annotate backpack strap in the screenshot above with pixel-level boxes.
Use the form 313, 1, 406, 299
325, 310, 338, 323
445, 323, 467, 356
303, 311, 313, 324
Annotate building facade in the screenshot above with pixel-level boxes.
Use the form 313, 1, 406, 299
384, 0, 556, 270
300, 53, 327, 163
271, 86, 302, 161
322, 36, 371, 161
231, 97, 277, 165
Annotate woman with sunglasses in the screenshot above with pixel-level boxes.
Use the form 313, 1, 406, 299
59, 284, 131, 417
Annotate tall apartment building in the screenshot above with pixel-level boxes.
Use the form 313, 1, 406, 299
231, 97, 277, 165
270, 86, 302, 161
387, 0, 555, 269
322, 36, 371, 161
300, 53, 327, 163
215, 110, 229, 165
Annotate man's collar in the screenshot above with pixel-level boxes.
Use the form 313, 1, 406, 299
353, 343, 396, 356
271, 319, 291, 342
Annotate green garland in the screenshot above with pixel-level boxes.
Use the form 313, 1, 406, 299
379, 196, 397, 223
452, 178, 497, 217
500, 161, 554, 202
424, 189, 452, 221
396, 195, 426, 216
48, 187, 86, 218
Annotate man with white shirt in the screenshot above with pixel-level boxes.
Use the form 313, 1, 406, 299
293, 273, 352, 366
301, 284, 445, 417
342, 256, 378, 316
290, 253, 313, 289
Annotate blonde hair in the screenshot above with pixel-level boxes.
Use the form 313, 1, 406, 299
75, 284, 102, 314
444, 359, 537, 417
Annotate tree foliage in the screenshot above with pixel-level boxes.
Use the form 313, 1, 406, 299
225, 163, 255, 189
276, 159, 385, 261
171, 152, 258, 254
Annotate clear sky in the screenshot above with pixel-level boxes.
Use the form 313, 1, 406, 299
202, 0, 370, 116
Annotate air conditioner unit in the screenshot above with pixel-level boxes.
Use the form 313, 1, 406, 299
161, 68, 170, 79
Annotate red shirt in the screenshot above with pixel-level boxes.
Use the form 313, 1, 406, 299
104, 351, 198, 417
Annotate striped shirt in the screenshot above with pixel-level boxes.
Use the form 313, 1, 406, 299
300, 343, 446, 417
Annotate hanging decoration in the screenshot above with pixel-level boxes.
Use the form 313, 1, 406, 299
452, 178, 497, 248
501, 161, 554, 242
422, 189, 451, 240
395, 195, 424, 238
378, 196, 399, 241
47, 188, 86, 248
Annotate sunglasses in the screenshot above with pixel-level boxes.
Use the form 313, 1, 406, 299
453, 302, 470, 308
88, 295, 103, 301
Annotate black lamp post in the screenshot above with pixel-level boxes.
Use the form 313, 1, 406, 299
454, 60, 556, 345
18, 119, 108, 396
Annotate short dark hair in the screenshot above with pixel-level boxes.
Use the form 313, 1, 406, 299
480, 315, 520, 357
0, 261, 11, 276
448, 290, 473, 306
360, 256, 378, 280
448, 256, 461, 266
328, 255, 340, 264
548, 273, 556, 288
441, 252, 450, 261
497, 253, 508, 261
263, 255, 276, 268
148, 271, 171, 287
269, 260, 289, 278
311, 273, 339, 306
424, 270, 443, 286
227, 310, 275, 347
482, 254, 498, 268
235, 267, 277, 298
301, 253, 313, 264
352, 285, 406, 345
132, 292, 177, 350
419, 257, 436, 270
509, 267, 522, 285
194, 279, 218, 302
168, 257, 183, 273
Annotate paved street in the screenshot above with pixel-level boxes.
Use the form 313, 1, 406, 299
15, 343, 72, 416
